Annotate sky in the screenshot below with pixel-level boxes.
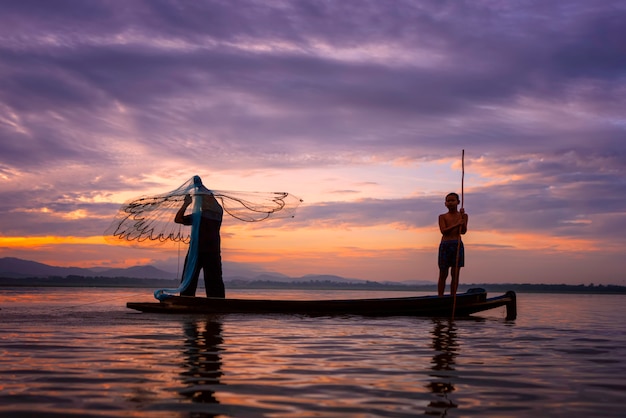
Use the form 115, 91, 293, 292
1, 0, 625, 286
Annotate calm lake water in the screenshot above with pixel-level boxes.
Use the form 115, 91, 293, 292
1, 287, 624, 417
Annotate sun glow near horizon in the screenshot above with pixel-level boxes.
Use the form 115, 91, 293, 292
0, 214, 605, 283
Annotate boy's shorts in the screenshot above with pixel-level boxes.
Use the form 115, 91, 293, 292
438, 240, 464, 270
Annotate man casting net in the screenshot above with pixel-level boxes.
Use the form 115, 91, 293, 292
104, 175, 302, 300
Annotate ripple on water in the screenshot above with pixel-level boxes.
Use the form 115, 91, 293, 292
1, 290, 626, 417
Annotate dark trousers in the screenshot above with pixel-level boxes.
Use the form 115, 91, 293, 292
180, 251, 225, 298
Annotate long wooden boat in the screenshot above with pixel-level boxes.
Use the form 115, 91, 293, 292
127, 288, 517, 320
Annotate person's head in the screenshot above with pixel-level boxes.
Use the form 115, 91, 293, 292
445, 192, 460, 208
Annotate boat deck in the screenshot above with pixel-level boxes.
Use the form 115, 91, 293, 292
127, 288, 517, 319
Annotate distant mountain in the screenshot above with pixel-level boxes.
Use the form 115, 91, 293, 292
0, 257, 92, 278
297, 274, 368, 283
0, 257, 411, 285
392, 279, 434, 286
244, 273, 292, 282
0, 257, 174, 280
93, 265, 176, 279
0, 257, 368, 284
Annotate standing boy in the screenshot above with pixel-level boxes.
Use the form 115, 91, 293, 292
437, 192, 468, 297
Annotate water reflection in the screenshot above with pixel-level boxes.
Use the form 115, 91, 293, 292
425, 318, 459, 416
179, 317, 224, 408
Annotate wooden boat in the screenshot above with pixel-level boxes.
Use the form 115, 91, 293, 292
127, 288, 517, 319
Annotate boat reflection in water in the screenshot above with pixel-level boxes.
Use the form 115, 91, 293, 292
179, 318, 224, 407
425, 318, 459, 416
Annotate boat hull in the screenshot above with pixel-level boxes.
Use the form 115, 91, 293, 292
127, 288, 517, 319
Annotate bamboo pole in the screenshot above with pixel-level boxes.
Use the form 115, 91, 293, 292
452, 149, 465, 319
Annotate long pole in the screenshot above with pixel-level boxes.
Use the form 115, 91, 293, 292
452, 149, 465, 319
461, 149, 465, 211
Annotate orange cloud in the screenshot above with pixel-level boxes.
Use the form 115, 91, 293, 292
0, 235, 107, 248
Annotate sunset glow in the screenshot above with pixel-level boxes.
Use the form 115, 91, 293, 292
1, 1, 624, 285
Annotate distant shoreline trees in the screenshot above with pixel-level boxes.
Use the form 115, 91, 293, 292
0, 276, 624, 294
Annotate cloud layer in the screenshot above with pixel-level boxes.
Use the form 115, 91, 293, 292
1, 1, 624, 284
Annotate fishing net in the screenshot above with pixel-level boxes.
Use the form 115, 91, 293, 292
105, 176, 302, 246
104, 175, 302, 300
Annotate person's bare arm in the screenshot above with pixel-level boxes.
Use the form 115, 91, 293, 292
175, 195, 192, 224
